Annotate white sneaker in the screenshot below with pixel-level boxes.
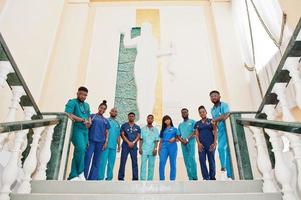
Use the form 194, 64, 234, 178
69, 177, 80, 181
227, 177, 233, 181
220, 171, 228, 181
78, 173, 86, 181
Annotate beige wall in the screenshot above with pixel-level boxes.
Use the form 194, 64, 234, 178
39, 2, 91, 111
278, 0, 301, 30
0, 0, 65, 121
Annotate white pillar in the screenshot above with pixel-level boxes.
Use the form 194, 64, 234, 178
249, 126, 278, 192
0, 130, 26, 200
0, 61, 13, 88
17, 127, 44, 194
32, 125, 55, 180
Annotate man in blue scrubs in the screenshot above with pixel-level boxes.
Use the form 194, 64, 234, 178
118, 112, 141, 181
98, 108, 121, 180
65, 86, 91, 181
210, 90, 232, 179
177, 108, 198, 180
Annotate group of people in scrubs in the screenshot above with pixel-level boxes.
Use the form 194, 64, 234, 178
65, 87, 232, 181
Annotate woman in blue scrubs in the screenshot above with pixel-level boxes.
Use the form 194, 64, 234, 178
84, 100, 110, 180
159, 115, 179, 181
195, 106, 217, 180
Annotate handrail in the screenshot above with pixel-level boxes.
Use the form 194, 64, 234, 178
237, 118, 301, 134
256, 17, 301, 116
0, 118, 60, 133
0, 33, 42, 118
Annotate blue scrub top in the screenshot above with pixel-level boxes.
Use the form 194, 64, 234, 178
178, 119, 196, 139
88, 114, 110, 143
211, 102, 230, 131
107, 118, 121, 149
160, 127, 179, 147
120, 123, 141, 149
65, 98, 90, 130
194, 119, 214, 148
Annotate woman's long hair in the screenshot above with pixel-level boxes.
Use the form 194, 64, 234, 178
160, 115, 174, 134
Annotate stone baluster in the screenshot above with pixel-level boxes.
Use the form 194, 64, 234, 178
284, 57, 301, 109
5, 86, 25, 122
249, 126, 278, 192
17, 127, 44, 193
0, 130, 26, 200
0, 61, 13, 88
273, 83, 295, 122
285, 133, 301, 195
32, 125, 55, 180
264, 105, 298, 200
18, 107, 36, 167
0, 86, 25, 149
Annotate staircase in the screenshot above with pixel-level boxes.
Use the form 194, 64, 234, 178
10, 180, 281, 200
1, 8, 301, 200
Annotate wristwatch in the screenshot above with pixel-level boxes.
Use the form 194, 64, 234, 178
186, 138, 189, 142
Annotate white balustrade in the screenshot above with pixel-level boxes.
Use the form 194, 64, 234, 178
264, 105, 298, 200
249, 126, 278, 192
32, 125, 55, 180
17, 127, 44, 193
284, 57, 301, 109
0, 61, 13, 88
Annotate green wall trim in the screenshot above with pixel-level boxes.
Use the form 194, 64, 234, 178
114, 27, 141, 124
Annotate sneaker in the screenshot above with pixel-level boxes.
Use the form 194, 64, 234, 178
220, 171, 228, 181
69, 177, 80, 181
78, 173, 86, 181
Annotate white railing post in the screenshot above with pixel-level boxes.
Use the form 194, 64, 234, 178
17, 127, 44, 194
249, 126, 278, 192
18, 107, 36, 167
284, 58, 301, 109
264, 105, 298, 200
285, 133, 301, 195
5, 86, 25, 122
273, 83, 295, 122
0, 131, 26, 200
0, 61, 13, 88
32, 125, 55, 180
0, 86, 25, 149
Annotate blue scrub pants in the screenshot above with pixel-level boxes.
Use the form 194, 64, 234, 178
159, 143, 177, 180
198, 147, 216, 180
98, 148, 117, 180
84, 141, 104, 180
118, 145, 138, 180
218, 128, 232, 178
